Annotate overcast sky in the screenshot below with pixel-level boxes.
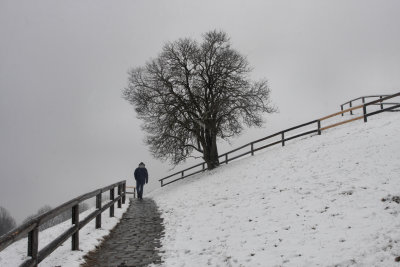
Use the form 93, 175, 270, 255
1, 0, 400, 223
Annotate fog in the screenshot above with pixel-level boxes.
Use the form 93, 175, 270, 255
1, 0, 399, 223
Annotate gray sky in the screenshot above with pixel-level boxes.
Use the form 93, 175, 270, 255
1, 0, 400, 223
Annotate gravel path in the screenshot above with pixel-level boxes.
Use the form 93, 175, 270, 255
82, 198, 164, 267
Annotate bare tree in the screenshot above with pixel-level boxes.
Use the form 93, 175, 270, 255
22, 203, 90, 231
123, 30, 276, 169
0, 206, 16, 237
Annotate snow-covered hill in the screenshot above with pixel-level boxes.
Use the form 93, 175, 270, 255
149, 112, 400, 266
1, 113, 398, 267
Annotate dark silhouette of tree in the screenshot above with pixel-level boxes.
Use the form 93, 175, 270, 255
0, 206, 16, 237
123, 30, 276, 169
22, 203, 90, 231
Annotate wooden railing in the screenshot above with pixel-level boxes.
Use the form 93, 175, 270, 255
159, 92, 400, 187
126, 186, 136, 198
0, 181, 126, 267
340, 94, 399, 115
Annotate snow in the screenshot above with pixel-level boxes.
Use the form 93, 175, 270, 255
0, 201, 129, 266
149, 113, 400, 266
1, 112, 398, 267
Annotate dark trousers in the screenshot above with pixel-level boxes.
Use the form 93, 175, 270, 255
136, 181, 144, 198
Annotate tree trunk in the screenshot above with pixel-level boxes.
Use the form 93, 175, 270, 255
203, 130, 219, 169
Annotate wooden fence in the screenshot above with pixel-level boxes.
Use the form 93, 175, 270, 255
126, 186, 136, 198
159, 92, 400, 187
340, 94, 399, 115
0, 181, 126, 267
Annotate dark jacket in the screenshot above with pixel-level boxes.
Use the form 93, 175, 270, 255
134, 167, 148, 184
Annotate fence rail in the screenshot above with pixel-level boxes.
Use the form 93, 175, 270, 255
126, 186, 136, 198
339, 94, 400, 115
159, 91, 400, 187
0, 181, 127, 267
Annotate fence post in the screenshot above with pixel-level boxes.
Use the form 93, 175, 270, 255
317, 120, 321, 135
71, 204, 79, 250
362, 97, 365, 104
380, 96, 383, 109
202, 163, 205, 170
281, 132, 285, 146
109, 188, 114, 217
161, 180, 163, 187
340, 105, 344, 116
225, 154, 228, 164
96, 192, 102, 229
251, 143, 254, 156
118, 185, 122, 208
27, 226, 38, 265
122, 182, 126, 204
349, 101, 353, 115
363, 105, 367, 122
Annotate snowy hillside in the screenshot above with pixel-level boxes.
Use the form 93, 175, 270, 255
150, 113, 400, 266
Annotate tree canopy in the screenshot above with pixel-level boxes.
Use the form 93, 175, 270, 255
0, 206, 16, 236
123, 30, 276, 169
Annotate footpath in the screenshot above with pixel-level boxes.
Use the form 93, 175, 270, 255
82, 198, 164, 267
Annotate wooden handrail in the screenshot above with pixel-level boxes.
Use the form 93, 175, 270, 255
365, 92, 400, 106
160, 119, 320, 183
340, 94, 400, 116
159, 119, 321, 186
125, 186, 136, 198
366, 103, 400, 117
341, 95, 390, 105
320, 104, 363, 121
320, 116, 364, 131
159, 162, 204, 182
159, 91, 400, 187
320, 92, 400, 130
0, 180, 127, 267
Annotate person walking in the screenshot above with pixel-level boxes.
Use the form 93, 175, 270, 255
134, 162, 148, 199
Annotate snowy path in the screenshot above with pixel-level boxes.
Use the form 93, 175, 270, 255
82, 198, 164, 267
150, 113, 400, 266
